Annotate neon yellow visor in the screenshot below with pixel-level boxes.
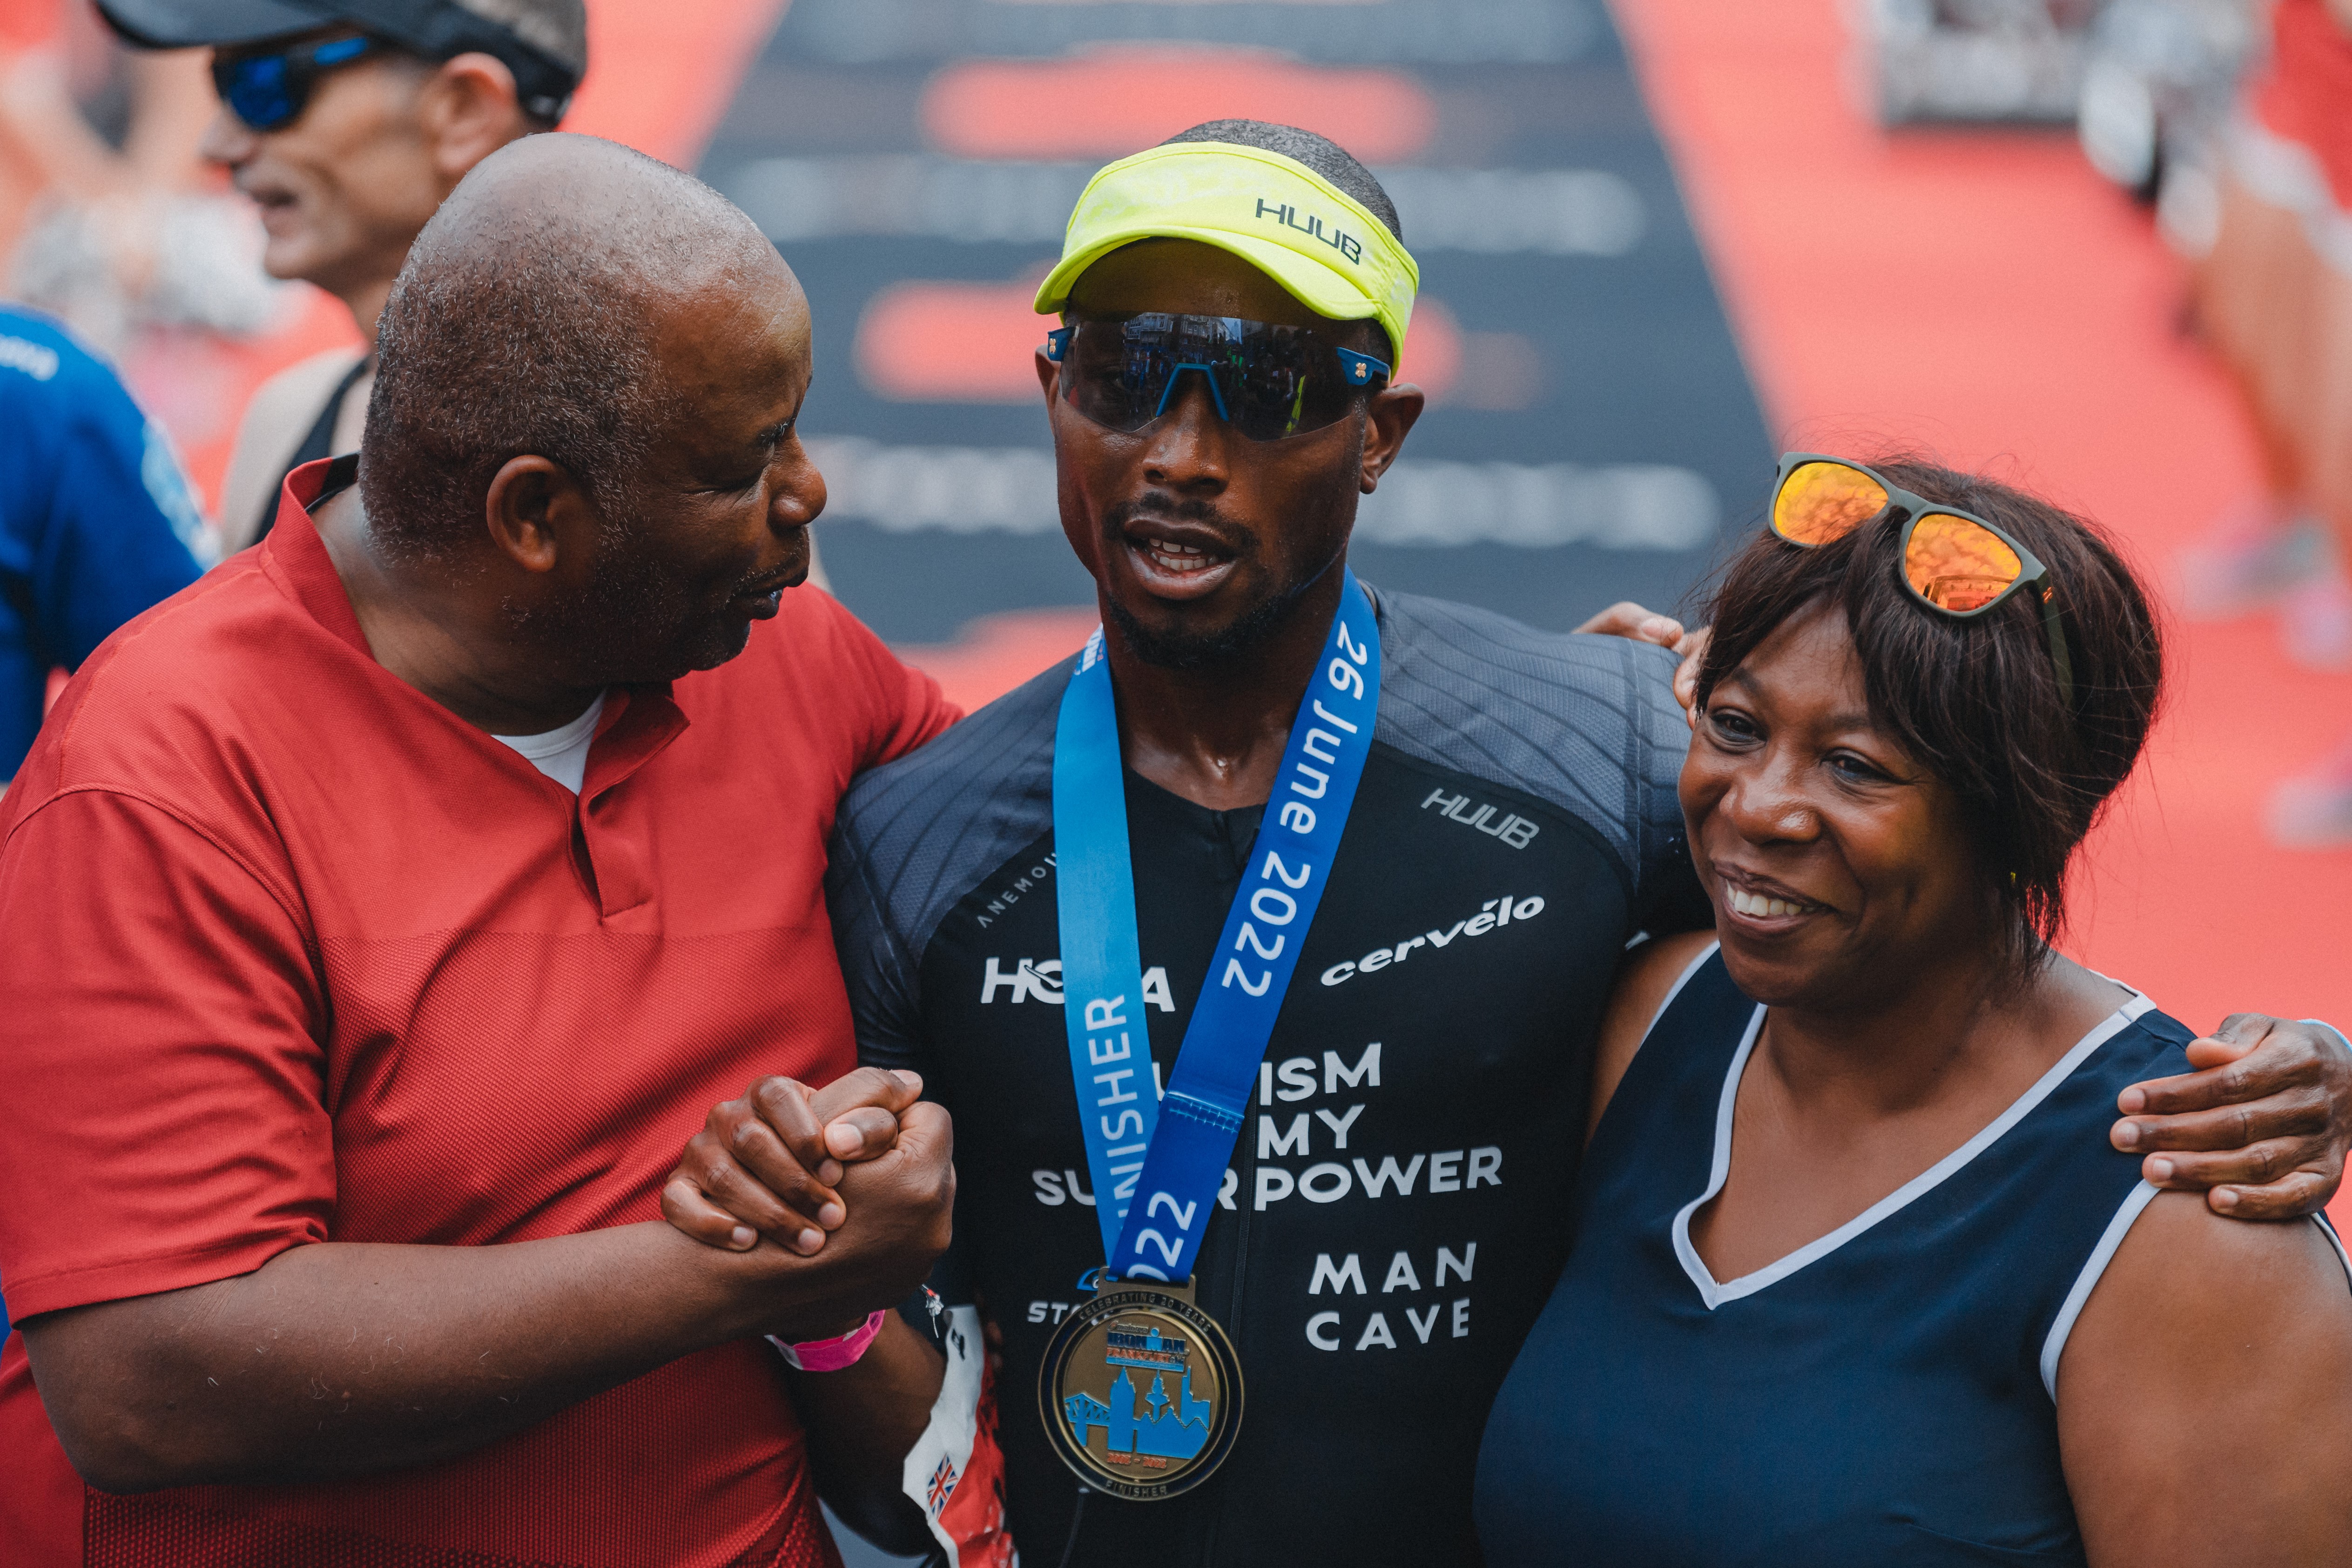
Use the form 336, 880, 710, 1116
1032, 140, 1420, 369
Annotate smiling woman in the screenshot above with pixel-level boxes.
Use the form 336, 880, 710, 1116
1475, 456, 2352, 1566
1690, 454, 2160, 977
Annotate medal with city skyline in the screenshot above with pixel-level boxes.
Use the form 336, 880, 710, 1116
1040, 1283, 1245, 1501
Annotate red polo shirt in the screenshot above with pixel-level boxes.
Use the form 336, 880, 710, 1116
0, 460, 957, 1567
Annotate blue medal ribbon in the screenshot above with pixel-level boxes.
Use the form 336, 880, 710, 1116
1053, 572, 1381, 1282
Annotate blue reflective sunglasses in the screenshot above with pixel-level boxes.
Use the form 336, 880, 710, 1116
1045, 313, 1390, 443
211, 34, 380, 132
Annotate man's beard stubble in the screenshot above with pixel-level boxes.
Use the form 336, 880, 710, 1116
1099, 498, 1330, 673
502, 496, 754, 686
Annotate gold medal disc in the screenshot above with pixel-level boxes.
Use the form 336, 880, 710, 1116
1038, 1282, 1244, 1501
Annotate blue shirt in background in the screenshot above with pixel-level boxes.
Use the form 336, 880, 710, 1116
0, 305, 207, 781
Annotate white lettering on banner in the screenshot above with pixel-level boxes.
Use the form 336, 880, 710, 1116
1453, 1299, 1472, 1338
1320, 895, 1549, 987
1219, 1167, 1238, 1211
1033, 1170, 1065, 1205
1437, 1243, 1477, 1287
1406, 1304, 1442, 1343
1027, 1301, 1078, 1324
1307, 1312, 1341, 1350
731, 160, 1646, 259
1143, 967, 1174, 1012
795, 434, 1710, 550
1383, 1252, 1422, 1293
1310, 1253, 1367, 1295
1356, 1314, 1397, 1350
1469, 1147, 1503, 1187
1255, 1167, 1294, 1210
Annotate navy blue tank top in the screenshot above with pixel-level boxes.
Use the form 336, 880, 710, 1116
1477, 948, 2209, 1566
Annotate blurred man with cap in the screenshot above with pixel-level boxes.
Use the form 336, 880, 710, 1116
97, 0, 586, 553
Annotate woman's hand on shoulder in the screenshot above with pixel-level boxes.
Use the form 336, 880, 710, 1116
1589, 931, 1719, 1144
2059, 1190, 2352, 1566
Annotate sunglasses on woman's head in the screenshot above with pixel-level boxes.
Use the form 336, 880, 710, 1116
1045, 312, 1390, 444
211, 34, 381, 133
1769, 454, 2077, 712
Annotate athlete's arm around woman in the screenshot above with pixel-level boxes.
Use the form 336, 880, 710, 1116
1477, 456, 2352, 1565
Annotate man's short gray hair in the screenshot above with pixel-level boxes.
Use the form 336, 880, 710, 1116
359, 135, 768, 562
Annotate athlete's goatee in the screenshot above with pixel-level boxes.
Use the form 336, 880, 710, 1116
1101, 504, 1336, 672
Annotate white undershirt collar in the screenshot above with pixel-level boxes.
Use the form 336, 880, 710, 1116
490, 691, 607, 794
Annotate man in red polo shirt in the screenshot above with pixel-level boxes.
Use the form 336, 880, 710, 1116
0, 134, 956, 1566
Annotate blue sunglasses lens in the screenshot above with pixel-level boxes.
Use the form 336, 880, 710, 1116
1059, 314, 1387, 442
225, 56, 298, 129
216, 37, 373, 131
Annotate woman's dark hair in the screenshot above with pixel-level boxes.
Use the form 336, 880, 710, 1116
1693, 456, 2163, 969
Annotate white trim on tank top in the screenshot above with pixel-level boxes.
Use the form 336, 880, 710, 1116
2041, 1187, 2352, 1402
1671, 990, 2158, 1311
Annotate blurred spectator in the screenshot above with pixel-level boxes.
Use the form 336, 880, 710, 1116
1, 0, 282, 359
96, 0, 589, 554
1867, 0, 2109, 126
2160, 0, 2352, 844
0, 301, 207, 787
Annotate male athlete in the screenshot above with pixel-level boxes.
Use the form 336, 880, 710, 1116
666, 123, 2352, 1564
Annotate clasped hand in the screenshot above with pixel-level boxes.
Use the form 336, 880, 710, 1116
663, 1068, 953, 1340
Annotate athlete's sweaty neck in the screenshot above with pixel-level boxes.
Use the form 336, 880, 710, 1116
1105, 565, 1348, 813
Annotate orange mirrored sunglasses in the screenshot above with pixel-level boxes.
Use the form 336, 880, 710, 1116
1769, 454, 2076, 711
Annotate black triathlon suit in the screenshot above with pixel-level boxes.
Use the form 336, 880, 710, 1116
829, 586, 1707, 1566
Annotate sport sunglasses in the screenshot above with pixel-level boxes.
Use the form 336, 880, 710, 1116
1045, 312, 1390, 444
212, 34, 380, 133
1770, 453, 2077, 711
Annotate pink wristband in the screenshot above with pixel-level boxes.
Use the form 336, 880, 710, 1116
769, 1309, 888, 1372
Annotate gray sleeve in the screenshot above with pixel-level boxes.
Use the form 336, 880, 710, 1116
1627, 666, 1709, 934
827, 814, 930, 1074
822, 660, 1066, 1073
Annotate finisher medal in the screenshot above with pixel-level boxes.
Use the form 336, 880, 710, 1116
1040, 1276, 1245, 1501
1043, 572, 1380, 1501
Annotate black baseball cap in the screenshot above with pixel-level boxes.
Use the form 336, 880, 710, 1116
95, 0, 587, 124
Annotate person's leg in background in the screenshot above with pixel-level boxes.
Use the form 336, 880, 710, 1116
2179, 145, 2339, 630
2268, 75, 2352, 845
